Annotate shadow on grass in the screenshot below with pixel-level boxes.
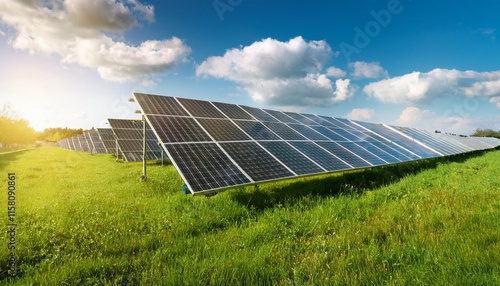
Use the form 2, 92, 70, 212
229, 149, 493, 211
0, 149, 33, 170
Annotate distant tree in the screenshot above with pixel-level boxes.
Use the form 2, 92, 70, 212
37, 127, 84, 142
0, 104, 36, 148
471, 128, 500, 139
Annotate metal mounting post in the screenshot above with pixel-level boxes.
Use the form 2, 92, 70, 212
141, 115, 147, 181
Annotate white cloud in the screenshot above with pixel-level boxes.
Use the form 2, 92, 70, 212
364, 69, 500, 107
346, 108, 375, 121
396, 107, 436, 125
0, 0, 189, 83
349, 61, 388, 79
326, 66, 346, 78
490, 97, 500, 108
197, 36, 354, 107
395, 106, 500, 135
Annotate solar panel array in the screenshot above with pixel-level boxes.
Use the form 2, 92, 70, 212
97, 128, 117, 155
107, 119, 163, 162
134, 93, 500, 195
59, 129, 111, 154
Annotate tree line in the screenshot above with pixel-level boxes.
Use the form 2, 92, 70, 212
0, 105, 83, 150
471, 128, 500, 139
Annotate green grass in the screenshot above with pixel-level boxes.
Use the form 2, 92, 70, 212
1, 147, 499, 285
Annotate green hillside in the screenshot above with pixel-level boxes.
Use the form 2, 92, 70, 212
1, 147, 499, 285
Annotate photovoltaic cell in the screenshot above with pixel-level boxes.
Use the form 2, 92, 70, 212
283, 112, 319, 125
108, 118, 163, 162
166, 143, 251, 193
220, 142, 294, 181
132, 93, 500, 195
212, 102, 254, 120
316, 142, 371, 168
263, 109, 299, 123
177, 98, 226, 118
309, 126, 349, 141
147, 116, 212, 143
286, 124, 329, 141
300, 113, 336, 127
262, 122, 306, 140
239, 106, 280, 122
197, 118, 251, 141
233, 121, 281, 140
289, 142, 352, 171
97, 128, 117, 154
135, 93, 188, 116
259, 141, 325, 175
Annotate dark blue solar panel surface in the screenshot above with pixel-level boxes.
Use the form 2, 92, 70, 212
316, 142, 371, 168
233, 121, 281, 140
132, 93, 500, 195
220, 142, 294, 181
167, 143, 251, 193
197, 118, 251, 141
212, 102, 254, 120
262, 122, 306, 140
289, 142, 352, 171
259, 141, 324, 175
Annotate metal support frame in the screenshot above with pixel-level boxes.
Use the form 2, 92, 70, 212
141, 115, 148, 181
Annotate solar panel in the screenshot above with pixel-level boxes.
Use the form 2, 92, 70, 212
108, 118, 163, 162
134, 93, 500, 195
87, 129, 108, 154
97, 128, 117, 154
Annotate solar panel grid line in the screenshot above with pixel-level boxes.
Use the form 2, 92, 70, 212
285, 124, 331, 141
319, 141, 374, 167
261, 122, 308, 140
435, 134, 476, 152
73, 137, 79, 151
317, 115, 345, 128
300, 113, 338, 127
262, 109, 300, 124
170, 97, 256, 183
349, 121, 423, 160
165, 143, 253, 193
303, 141, 358, 169
97, 128, 117, 154
383, 124, 445, 156
281, 141, 329, 172
108, 118, 163, 162
399, 128, 457, 155
324, 127, 362, 142
211, 101, 255, 120
197, 119, 297, 179
362, 136, 415, 161
361, 132, 416, 160
351, 121, 421, 161
134, 93, 499, 195
308, 125, 350, 142
414, 129, 472, 154
258, 141, 327, 175
452, 136, 491, 150
321, 116, 356, 130
335, 141, 388, 166
394, 127, 460, 156
355, 141, 402, 164
252, 141, 300, 176
239, 105, 281, 122
284, 112, 322, 125
219, 142, 295, 182
467, 136, 496, 149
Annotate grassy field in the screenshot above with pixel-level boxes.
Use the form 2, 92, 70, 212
1, 147, 499, 285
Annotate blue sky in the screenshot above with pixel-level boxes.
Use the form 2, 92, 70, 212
0, 0, 499, 134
